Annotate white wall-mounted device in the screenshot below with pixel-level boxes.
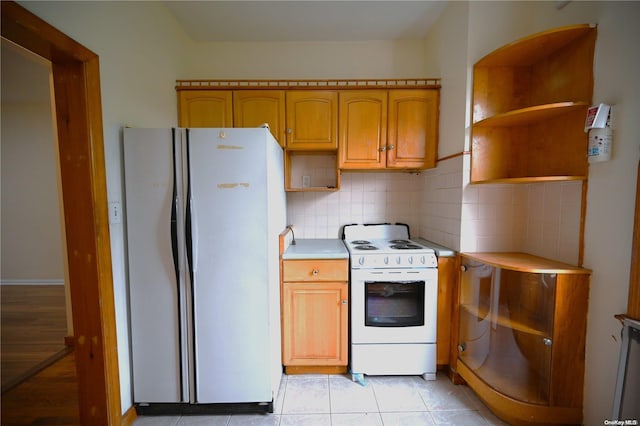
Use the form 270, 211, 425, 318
585, 103, 613, 163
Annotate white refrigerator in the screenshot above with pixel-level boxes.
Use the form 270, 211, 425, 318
123, 127, 285, 414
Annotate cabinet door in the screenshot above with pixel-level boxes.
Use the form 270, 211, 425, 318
458, 258, 555, 405
387, 89, 438, 169
282, 281, 348, 366
285, 91, 338, 150
338, 90, 387, 169
178, 91, 233, 127
233, 90, 286, 147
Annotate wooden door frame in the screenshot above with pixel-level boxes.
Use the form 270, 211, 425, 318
1, 2, 121, 425
628, 159, 640, 319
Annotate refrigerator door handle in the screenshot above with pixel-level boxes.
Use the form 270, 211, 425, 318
190, 198, 198, 274
170, 130, 180, 283
185, 129, 196, 283
171, 128, 186, 402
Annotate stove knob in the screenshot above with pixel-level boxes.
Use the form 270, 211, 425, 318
358, 257, 365, 266
384, 256, 389, 265
408, 256, 413, 264
420, 256, 425, 264
396, 256, 401, 264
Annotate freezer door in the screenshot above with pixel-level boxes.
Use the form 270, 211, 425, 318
124, 128, 187, 403
187, 128, 273, 403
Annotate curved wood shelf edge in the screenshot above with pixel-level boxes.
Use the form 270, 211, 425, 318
460, 252, 591, 274
472, 102, 589, 128
470, 176, 587, 185
474, 24, 595, 68
457, 361, 582, 425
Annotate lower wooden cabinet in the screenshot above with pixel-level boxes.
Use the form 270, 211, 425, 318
281, 259, 348, 372
457, 252, 590, 425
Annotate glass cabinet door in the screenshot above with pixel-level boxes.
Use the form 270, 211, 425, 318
458, 259, 557, 405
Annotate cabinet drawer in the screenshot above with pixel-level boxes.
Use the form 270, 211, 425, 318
283, 259, 348, 282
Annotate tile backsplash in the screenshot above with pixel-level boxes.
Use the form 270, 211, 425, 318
286, 153, 583, 265
286, 172, 423, 239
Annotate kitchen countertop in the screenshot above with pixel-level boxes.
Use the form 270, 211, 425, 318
282, 239, 349, 260
415, 238, 456, 257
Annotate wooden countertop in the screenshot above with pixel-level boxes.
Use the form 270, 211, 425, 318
461, 252, 591, 274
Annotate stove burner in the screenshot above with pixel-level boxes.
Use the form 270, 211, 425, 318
351, 240, 371, 245
390, 244, 423, 250
355, 245, 378, 251
390, 239, 412, 244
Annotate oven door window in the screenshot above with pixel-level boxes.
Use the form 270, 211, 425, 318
365, 281, 425, 327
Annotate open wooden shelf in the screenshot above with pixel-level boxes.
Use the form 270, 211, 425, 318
475, 24, 595, 68
284, 150, 340, 192
459, 304, 549, 337
470, 24, 596, 184
473, 102, 589, 128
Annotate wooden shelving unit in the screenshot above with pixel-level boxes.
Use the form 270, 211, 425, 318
470, 24, 597, 184
457, 252, 591, 424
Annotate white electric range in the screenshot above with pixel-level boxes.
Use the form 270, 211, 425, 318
342, 224, 438, 382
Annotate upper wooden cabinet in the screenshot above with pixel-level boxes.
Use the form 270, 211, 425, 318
470, 24, 597, 184
177, 91, 233, 128
233, 90, 286, 147
388, 89, 439, 169
176, 79, 441, 181
285, 91, 338, 150
338, 89, 439, 170
338, 90, 388, 169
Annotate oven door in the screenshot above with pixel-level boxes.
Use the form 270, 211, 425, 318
351, 268, 437, 344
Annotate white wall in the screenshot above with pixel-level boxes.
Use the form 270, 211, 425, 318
0, 103, 64, 281
426, 1, 640, 424
419, 1, 469, 250
188, 40, 427, 79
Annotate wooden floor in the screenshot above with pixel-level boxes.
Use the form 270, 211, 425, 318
1, 351, 80, 426
1, 285, 80, 425
1, 285, 69, 392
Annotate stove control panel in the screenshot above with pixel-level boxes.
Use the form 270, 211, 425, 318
353, 253, 437, 269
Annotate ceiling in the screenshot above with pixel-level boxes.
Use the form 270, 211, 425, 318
163, 1, 448, 42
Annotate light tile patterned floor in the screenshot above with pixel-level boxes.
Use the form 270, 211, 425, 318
133, 373, 508, 425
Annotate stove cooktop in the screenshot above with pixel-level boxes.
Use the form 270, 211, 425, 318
344, 238, 434, 255
343, 224, 433, 254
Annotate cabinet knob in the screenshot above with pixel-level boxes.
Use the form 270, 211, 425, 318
379, 146, 387, 152
543, 338, 552, 346
312, 269, 319, 276
458, 342, 466, 352
287, 128, 292, 134
388, 144, 395, 150
342, 300, 348, 305
460, 264, 468, 272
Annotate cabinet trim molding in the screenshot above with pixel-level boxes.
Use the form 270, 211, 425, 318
176, 78, 441, 91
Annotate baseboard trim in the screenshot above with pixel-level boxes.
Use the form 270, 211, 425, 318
121, 406, 138, 426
